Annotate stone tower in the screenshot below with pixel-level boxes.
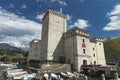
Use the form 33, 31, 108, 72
64, 27, 91, 71
94, 38, 106, 65
41, 9, 67, 61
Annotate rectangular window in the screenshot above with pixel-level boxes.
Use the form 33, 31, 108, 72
93, 54, 95, 57
82, 39, 85, 43
83, 49, 85, 54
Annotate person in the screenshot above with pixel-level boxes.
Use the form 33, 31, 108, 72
99, 74, 105, 80
43, 73, 49, 80
35, 73, 43, 80
84, 75, 88, 80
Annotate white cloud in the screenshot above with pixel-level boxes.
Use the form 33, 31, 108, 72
66, 14, 72, 24
16, 10, 22, 15
36, 0, 40, 2
57, 0, 67, 6
107, 5, 120, 16
50, 0, 56, 3
40, 5, 42, 7
80, 0, 85, 3
9, 3, 14, 8
0, 7, 42, 49
21, 4, 27, 9
66, 14, 72, 21
36, 13, 45, 21
69, 19, 90, 29
42, 0, 67, 6
103, 4, 120, 31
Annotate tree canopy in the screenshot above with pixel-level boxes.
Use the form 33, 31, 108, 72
104, 38, 120, 63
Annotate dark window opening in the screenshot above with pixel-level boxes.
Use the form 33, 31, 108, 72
82, 39, 85, 43
83, 60, 87, 65
93, 54, 95, 57
83, 49, 85, 54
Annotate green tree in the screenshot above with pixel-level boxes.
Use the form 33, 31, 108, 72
104, 38, 120, 63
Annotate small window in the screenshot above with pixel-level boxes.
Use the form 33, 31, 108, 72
93, 54, 95, 57
82, 39, 85, 43
99, 43, 101, 45
93, 47, 95, 51
83, 49, 85, 54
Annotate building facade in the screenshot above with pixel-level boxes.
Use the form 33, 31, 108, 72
41, 10, 67, 61
28, 39, 41, 61
28, 9, 106, 72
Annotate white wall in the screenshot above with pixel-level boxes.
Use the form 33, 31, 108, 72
95, 41, 106, 66
89, 42, 98, 65
76, 35, 91, 71
28, 40, 41, 61
47, 10, 67, 60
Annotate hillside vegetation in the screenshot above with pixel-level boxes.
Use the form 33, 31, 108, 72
0, 43, 28, 65
104, 38, 120, 63
0, 43, 20, 52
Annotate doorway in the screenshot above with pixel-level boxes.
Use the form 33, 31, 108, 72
83, 59, 87, 65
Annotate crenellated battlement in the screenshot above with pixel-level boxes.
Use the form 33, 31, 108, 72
64, 27, 89, 39
42, 9, 67, 21
90, 38, 103, 43
94, 38, 103, 42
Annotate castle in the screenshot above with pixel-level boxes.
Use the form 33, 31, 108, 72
28, 9, 106, 72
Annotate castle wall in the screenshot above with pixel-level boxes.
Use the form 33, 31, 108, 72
28, 40, 41, 61
28, 10, 106, 72
64, 35, 79, 71
64, 35, 77, 63
76, 35, 91, 71
41, 14, 49, 60
95, 39, 106, 66
64, 28, 91, 72
42, 10, 67, 61
89, 42, 98, 64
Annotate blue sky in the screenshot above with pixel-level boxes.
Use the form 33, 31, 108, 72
0, 0, 120, 49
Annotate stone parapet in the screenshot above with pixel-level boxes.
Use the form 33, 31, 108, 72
42, 9, 67, 21
64, 27, 89, 39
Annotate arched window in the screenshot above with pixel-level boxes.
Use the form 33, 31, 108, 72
83, 49, 85, 54
83, 59, 87, 65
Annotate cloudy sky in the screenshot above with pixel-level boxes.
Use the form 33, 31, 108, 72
0, 0, 120, 50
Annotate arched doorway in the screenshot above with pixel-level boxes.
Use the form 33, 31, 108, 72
83, 59, 87, 65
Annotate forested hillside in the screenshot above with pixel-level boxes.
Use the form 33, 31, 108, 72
0, 43, 20, 52
104, 38, 120, 63
0, 43, 28, 65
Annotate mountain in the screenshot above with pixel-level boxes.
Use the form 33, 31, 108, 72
104, 38, 120, 62
0, 43, 20, 52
